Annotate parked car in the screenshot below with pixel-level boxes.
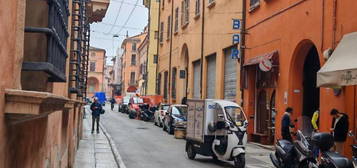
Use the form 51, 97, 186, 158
163, 104, 188, 134
128, 97, 144, 119
119, 96, 130, 114
154, 104, 170, 127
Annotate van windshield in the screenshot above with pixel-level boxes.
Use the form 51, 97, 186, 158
225, 106, 246, 126
172, 106, 187, 117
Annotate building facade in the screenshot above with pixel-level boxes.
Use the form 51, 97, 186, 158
157, 0, 243, 104
138, 34, 149, 95
243, 0, 357, 157
87, 47, 106, 98
144, 0, 160, 95
0, 0, 109, 167
121, 33, 148, 95
112, 53, 123, 96
104, 65, 114, 98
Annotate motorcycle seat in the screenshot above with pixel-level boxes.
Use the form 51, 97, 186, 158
325, 151, 353, 168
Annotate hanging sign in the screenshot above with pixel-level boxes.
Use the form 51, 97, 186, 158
233, 19, 241, 30
231, 49, 240, 59
259, 58, 272, 72
232, 34, 240, 44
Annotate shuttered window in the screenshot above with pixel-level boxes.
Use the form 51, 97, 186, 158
206, 55, 216, 99
224, 47, 237, 100
193, 61, 201, 99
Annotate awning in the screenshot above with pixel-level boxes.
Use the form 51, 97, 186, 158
317, 32, 357, 87
244, 50, 279, 66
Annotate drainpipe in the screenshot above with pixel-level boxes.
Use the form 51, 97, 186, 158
332, 0, 337, 49
240, 0, 247, 107
156, 0, 161, 95
200, 0, 205, 99
168, 0, 174, 103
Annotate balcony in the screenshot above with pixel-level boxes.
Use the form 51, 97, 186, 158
22, 0, 70, 82
87, 0, 110, 23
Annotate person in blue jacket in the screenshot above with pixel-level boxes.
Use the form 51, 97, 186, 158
90, 97, 103, 134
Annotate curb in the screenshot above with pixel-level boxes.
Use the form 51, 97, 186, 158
99, 122, 127, 168
249, 142, 275, 151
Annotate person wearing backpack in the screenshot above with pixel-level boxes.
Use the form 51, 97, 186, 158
90, 97, 104, 134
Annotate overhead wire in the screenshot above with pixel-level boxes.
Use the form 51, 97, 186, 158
106, 0, 125, 34
115, 0, 141, 35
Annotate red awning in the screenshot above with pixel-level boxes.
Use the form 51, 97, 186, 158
127, 86, 137, 92
244, 50, 279, 66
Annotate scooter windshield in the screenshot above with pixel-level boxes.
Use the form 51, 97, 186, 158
225, 106, 246, 127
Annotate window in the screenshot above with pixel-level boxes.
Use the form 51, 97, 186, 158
208, 0, 214, 5
181, 1, 185, 26
157, 73, 161, 94
164, 71, 168, 99
184, 0, 190, 24
132, 43, 137, 51
167, 16, 171, 40
131, 54, 136, 65
154, 31, 159, 39
154, 55, 158, 64
160, 22, 164, 43
172, 68, 177, 98
250, 0, 260, 10
195, 0, 200, 16
162, 0, 165, 9
90, 62, 96, 72
130, 72, 135, 85
174, 8, 179, 33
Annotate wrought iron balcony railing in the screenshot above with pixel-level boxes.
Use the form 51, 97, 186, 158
22, 0, 70, 82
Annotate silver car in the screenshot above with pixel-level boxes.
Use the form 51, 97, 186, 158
154, 104, 170, 127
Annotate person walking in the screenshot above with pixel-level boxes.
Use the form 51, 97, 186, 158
110, 97, 116, 111
90, 97, 103, 134
281, 107, 295, 142
330, 109, 349, 154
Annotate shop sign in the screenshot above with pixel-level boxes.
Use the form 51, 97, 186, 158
259, 58, 272, 72
232, 34, 240, 44
233, 19, 241, 30
231, 49, 240, 59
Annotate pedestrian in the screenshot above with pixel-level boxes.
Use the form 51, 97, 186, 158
281, 107, 295, 142
311, 110, 320, 158
311, 110, 319, 132
330, 109, 349, 154
90, 97, 103, 134
110, 97, 116, 110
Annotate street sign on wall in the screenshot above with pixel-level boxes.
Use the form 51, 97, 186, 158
233, 19, 241, 30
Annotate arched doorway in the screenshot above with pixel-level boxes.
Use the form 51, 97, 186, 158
291, 41, 321, 136
181, 44, 189, 99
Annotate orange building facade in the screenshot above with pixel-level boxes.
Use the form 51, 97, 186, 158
121, 33, 147, 95
243, 0, 357, 157
87, 47, 106, 98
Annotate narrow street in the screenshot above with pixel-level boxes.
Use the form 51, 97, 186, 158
101, 105, 274, 168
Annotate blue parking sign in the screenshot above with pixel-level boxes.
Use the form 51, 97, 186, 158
233, 19, 241, 30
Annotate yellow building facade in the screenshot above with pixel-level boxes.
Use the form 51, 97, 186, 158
157, 0, 243, 104
144, 0, 160, 95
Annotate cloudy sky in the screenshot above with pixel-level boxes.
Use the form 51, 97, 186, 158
90, 0, 148, 65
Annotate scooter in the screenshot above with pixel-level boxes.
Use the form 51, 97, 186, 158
270, 130, 317, 168
311, 132, 353, 168
348, 131, 357, 167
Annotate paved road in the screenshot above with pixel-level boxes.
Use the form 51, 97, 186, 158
101, 105, 274, 168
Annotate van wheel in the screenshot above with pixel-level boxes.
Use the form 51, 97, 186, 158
186, 142, 196, 160
233, 154, 245, 168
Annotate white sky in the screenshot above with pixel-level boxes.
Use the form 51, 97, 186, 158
90, 0, 148, 65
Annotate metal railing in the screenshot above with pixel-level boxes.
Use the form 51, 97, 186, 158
22, 0, 70, 82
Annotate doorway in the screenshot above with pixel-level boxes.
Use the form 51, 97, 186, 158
269, 90, 276, 144
256, 90, 269, 134
301, 46, 320, 135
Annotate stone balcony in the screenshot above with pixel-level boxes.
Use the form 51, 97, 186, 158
87, 0, 110, 23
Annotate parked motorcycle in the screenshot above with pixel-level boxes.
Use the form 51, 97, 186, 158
311, 132, 353, 168
270, 130, 317, 168
348, 131, 357, 167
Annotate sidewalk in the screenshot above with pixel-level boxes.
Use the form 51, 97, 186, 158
74, 107, 118, 168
